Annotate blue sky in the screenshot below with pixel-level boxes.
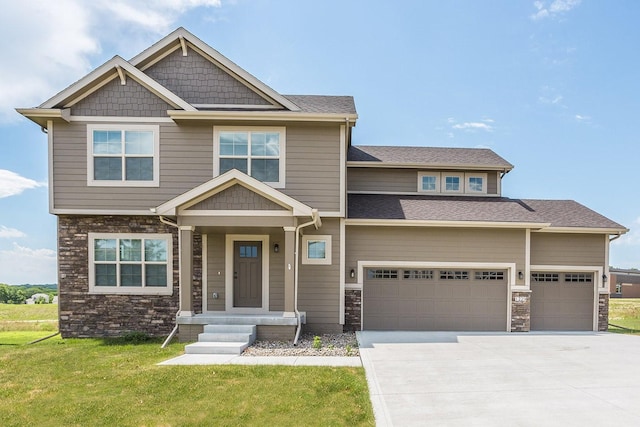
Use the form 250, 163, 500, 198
1, 0, 638, 284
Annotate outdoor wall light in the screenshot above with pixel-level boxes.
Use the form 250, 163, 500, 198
274, 243, 279, 253
350, 269, 356, 279
602, 274, 608, 283
518, 271, 524, 280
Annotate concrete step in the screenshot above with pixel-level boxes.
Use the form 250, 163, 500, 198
203, 324, 257, 339
184, 341, 250, 355
198, 332, 254, 342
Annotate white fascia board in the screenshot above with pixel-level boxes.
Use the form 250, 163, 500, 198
534, 227, 629, 235
130, 27, 300, 112
16, 108, 70, 127
51, 209, 156, 216
39, 56, 194, 112
346, 161, 512, 171
345, 218, 550, 229
155, 169, 314, 217
168, 110, 358, 123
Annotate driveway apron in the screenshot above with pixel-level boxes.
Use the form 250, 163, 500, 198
357, 331, 640, 427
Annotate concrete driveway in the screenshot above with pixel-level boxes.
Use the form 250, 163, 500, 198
357, 331, 640, 426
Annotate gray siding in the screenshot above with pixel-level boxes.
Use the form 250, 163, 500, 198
188, 185, 286, 211
346, 227, 526, 285
530, 233, 605, 266
53, 122, 342, 212
71, 77, 172, 117
298, 218, 342, 332
145, 48, 271, 106
348, 168, 500, 195
53, 122, 213, 210
281, 125, 342, 212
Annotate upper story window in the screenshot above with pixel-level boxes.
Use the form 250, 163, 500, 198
213, 126, 286, 188
417, 171, 488, 195
87, 124, 159, 187
88, 233, 173, 295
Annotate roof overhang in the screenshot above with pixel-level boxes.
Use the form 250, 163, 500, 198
15, 108, 70, 127
168, 110, 358, 123
347, 161, 513, 171
345, 219, 550, 229
154, 169, 314, 217
534, 227, 629, 235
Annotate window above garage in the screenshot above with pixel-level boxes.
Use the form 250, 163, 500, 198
417, 172, 488, 195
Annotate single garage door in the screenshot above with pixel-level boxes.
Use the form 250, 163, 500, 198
363, 268, 508, 331
530, 272, 594, 331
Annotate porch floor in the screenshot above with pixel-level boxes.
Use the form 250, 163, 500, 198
177, 312, 305, 327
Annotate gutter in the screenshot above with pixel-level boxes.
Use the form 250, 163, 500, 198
156, 214, 181, 348
293, 209, 321, 345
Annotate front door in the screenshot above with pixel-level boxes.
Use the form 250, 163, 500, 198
233, 241, 263, 308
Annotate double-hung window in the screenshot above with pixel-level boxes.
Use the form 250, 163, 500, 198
88, 233, 173, 295
214, 126, 285, 187
87, 124, 159, 186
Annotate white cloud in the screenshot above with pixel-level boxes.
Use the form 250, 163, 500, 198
452, 122, 494, 132
575, 114, 591, 122
0, 169, 46, 198
0, 0, 222, 122
0, 226, 26, 239
0, 243, 57, 285
531, 0, 582, 21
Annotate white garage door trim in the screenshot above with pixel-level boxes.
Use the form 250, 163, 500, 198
357, 261, 516, 331
531, 265, 604, 331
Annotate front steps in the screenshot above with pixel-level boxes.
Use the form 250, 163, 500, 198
184, 324, 257, 355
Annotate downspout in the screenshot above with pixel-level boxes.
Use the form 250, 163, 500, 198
293, 209, 321, 345
157, 213, 181, 348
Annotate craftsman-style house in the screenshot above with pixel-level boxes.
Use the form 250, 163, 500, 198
18, 28, 626, 346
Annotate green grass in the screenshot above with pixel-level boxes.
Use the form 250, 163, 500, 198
0, 304, 374, 426
608, 298, 640, 334
0, 303, 58, 333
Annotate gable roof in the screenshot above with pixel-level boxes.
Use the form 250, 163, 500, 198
348, 146, 513, 170
348, 194, 627, 233
130, 27, 300, 112
38, 56, 195, 111
155, 169, 314, 217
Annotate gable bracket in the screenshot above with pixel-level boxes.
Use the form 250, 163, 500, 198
179, 36, 188, 56
115, 65, 126, 85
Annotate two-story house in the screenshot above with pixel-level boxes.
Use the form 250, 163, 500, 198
18, 28, 626, 346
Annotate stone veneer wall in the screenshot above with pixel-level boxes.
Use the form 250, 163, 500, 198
58, 215, 202, 338
344, 289, 362, 332
510, 291, 531, 332
598, 293, 609, 331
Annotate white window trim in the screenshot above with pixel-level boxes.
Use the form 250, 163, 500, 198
441, 173, 464, 193
213, 126, 286, 188
417, 172, 441, 193
87, 124, 160, 187
302, 235, 332, 265
466, 173, 488, 194
88, 232, 173, 295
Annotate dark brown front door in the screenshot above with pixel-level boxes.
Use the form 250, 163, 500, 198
233, 241, 262, 308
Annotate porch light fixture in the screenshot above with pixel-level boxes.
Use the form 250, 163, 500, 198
273, 243, 279, 253
518, 271, 524, 280
602, 274, 608, 283
350, 269, 356, 279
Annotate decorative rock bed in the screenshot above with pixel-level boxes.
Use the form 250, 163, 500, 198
242, 332, 360, 357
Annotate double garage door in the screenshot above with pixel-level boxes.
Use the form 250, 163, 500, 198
363, 268, 508, 331
362, 268, 596, 331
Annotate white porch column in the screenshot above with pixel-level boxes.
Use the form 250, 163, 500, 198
179, 226, 195, 316
283, 226, 296, 317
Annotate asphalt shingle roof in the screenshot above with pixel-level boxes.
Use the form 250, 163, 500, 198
348, 146, 514, 169
283, 95, 357, 115
348, 194, 626, 231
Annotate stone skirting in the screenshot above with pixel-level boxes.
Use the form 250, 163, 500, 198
57, 215, 202, 338
511, 291, 531, 332
598, 293, 609, 331
344, 289, 362, 332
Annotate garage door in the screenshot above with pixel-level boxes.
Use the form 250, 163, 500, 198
530, 272, 594, 331
363, 268, 508, 331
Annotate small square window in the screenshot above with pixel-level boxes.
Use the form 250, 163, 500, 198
302, 235, 332, 265
442, 174, 463, 193
466, 174, 487, 194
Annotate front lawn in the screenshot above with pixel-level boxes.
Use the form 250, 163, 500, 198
608, 298, 640, 334
0, 303, 373, 426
